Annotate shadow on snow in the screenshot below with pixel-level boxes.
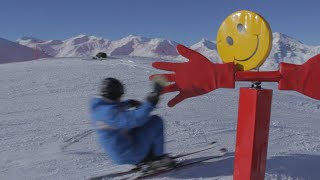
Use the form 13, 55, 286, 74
155, 153, 320, 180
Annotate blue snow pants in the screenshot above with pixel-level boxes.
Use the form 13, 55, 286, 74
129, 115, 165, 163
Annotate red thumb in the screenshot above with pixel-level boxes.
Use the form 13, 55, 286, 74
168, 94, 187, 107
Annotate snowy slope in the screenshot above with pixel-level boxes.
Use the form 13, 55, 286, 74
1, 57, 320, 180
0, 37, 50, 64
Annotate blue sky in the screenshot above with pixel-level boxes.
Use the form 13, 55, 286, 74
1, 0, 319, 45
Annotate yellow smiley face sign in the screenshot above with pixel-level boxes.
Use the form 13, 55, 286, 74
216, 10, 272, 71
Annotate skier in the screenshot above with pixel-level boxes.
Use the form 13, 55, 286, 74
90, 77, 175, 169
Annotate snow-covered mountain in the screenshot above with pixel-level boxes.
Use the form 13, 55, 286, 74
0, 37, 50, 64
18, 35, 110, 58
112, 35, 179, 58
261, 32, 320, 70
16, 33, 320, 70
17, 34, 179, 60
190, 38, 221, 63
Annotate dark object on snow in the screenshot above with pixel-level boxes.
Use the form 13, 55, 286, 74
94, 52, 108, 59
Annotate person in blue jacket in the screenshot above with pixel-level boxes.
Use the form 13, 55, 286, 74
90, 77, 175, 169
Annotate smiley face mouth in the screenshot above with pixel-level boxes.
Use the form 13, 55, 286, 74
234, 34, 260, 62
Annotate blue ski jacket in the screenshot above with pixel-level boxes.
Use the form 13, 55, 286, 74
89, 96, 155, 164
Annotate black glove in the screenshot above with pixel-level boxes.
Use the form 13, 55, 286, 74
153, 81, 164, 96
146, 76, 168, 106
146, 92, 160, 106
127, 99, 142, 108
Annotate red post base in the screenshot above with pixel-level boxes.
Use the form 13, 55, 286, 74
234, 88, 273, 180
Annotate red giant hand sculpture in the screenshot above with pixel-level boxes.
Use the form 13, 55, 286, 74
150, 44, 235, 107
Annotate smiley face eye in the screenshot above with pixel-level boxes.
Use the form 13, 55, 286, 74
237, 24, 245, 33
226, 36, 233, 46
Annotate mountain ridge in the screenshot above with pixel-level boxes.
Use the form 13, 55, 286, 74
2, 32, 319, 70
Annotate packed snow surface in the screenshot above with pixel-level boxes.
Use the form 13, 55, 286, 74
1, 57, 320, 180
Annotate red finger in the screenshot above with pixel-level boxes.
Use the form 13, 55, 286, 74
162, 84, 179, 94
168, 93, 187, 107
177, 44, 209, 62
149, 74, 175, 82
152, 62, 180, 72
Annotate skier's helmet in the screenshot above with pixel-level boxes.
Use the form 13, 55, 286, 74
100, 78, 124, 100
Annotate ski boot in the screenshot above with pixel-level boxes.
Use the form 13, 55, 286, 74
138, 155, 176, 172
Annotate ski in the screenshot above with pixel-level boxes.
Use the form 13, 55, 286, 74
61, 129, 94, 150
87, 142, 220, 180
171, 141, 216, 159
122, 149, 228, 180
88, 167, 141, 180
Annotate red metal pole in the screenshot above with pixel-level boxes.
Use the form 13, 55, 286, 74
234, 87, 273, 180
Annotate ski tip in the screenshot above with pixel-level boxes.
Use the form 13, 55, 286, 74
219, 148, 228, 155
210, 141, 217, 145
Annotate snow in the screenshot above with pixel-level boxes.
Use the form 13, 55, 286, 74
1, 57, 320, 180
